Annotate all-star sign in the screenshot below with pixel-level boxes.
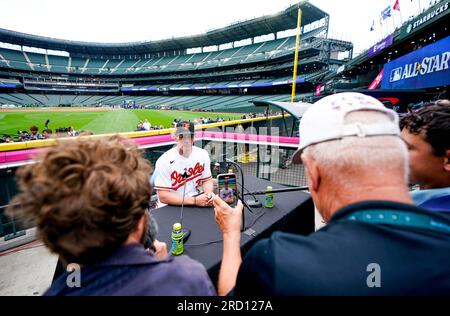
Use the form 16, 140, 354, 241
381, 36, 450, 90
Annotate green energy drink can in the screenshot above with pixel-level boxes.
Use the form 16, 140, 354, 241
265, 186, 274, 208
171, 222, 184, 255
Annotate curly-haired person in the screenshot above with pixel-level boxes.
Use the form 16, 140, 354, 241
7, 136, 215, 296
400, 103, 450, 213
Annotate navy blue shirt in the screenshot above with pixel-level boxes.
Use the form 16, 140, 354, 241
45, 243, 216, 296
233, 201, 450, 295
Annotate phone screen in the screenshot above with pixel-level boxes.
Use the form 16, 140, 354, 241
217, 173, 237, 207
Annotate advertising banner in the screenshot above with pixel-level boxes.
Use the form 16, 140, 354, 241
368, 68, 384, 90
381, 36, 450, 89
368, 35, 394, 57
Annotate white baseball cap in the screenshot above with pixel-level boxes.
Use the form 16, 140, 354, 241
292, 92, 400, 164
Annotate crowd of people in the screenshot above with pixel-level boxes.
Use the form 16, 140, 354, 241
193, 117, 227, 125
0, 125, 89, 143
135, 117, 230, 132
5, 92, 450, 296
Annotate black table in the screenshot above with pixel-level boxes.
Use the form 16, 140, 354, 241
151, 176, 314, 286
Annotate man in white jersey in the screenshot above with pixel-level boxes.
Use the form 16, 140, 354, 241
153, 121, 213, 207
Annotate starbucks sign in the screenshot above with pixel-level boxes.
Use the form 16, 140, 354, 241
400, 1, 450, 39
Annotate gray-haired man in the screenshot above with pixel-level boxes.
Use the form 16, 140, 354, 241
213, 92, 450, 295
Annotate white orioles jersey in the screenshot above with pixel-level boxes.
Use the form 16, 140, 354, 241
153, 146, 212, 207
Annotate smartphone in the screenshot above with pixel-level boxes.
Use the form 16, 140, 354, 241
217, 173, 238, 207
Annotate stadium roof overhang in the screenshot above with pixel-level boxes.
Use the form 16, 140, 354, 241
252, 100, 312, 119
0, 1, 328, 56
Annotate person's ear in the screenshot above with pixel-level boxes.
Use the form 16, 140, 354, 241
444, 149, 450, 172
301, 153, 321, 193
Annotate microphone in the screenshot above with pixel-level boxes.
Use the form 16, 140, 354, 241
245, 186, 309, 196
225, 159, 263, 208
144, 212, 159, 251
179, 169, 191, 243
237, 181, 263, 209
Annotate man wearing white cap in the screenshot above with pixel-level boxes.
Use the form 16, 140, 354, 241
213, 92, 450, 295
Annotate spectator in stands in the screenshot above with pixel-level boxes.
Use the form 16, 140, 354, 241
55, 128, 68, 138
152, 121, 213, 208
143, 119, 151, 131
400, 104, 450, 212
67, 126, 78, 137
172, 119, 178, 128
29, 125, 43, 140
213, 92, 450, 295
136, 120, 144, 131
0, 134, 14, 143
18, 130, 30, 142
42, 129, 53, 139
7, 136, 215, 296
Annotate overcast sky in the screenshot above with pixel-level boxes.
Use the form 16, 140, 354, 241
0, 0, 432, 56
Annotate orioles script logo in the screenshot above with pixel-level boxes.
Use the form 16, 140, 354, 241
171, 162, 205, 188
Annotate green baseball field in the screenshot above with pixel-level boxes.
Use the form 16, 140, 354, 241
0, 108, 241, 136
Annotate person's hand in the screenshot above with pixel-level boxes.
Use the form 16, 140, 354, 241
213, 195, 243, 235
195, 193, 213, 207
153, 240, 168, 260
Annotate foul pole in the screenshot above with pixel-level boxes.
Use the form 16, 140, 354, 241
291, 6, 302, 103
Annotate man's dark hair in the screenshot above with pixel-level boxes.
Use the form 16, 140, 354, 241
175, 121, 195, 136
30, 125, 38, 132
400, 105, 450, 156
42, 128, 52, 134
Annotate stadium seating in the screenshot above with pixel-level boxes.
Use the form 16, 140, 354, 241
0, 92, 310, 112
48, 55, 69, 73
26, 52, 48, 72
0, 36, 312, 76
0, 48, 31, 71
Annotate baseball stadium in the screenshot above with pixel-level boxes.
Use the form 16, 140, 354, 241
0, 0, 449, 300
